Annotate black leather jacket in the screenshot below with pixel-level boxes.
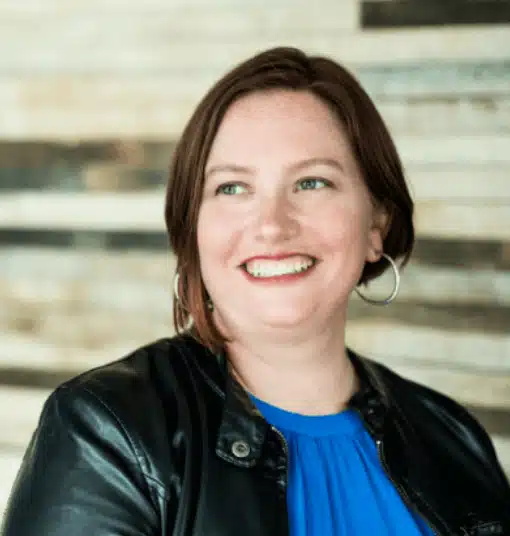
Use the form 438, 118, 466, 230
2, 334, 510, 536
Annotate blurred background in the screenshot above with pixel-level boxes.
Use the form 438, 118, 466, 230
1, 0, 510, 516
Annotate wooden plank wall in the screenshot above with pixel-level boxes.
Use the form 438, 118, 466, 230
1, 0, 509, 514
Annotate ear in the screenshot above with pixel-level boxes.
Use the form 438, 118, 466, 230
366, 207, 390, 263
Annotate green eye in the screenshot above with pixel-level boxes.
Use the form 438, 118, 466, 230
296, 177, 330, 191
216, 183, 247, 195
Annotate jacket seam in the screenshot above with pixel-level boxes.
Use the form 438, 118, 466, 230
173, 338, 226, 400
76, 385, 170, 502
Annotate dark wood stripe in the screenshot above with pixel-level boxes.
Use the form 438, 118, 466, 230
0, 229, 169, 249
467, 405, 510, 436
362, 0, 510, 28
0, 367, 75, 389
349, 301, 510, 334
413, 239, 510, 270
1, 230, 507, 270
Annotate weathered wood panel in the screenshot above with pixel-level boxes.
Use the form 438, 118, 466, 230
2, 60, 509, 139
384, 361, 510, 409
0, 3, 361, 38
407, 168, 510, 201
0, 246, 508, 406
1, 250, 509, 308
0, 26, 509, 75
346, 321, 510, 372
2, 85, 509, 140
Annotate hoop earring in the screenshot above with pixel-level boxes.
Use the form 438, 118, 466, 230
173, 271, 185, 308
174, 271, 214, 311
354, 253, 400, 306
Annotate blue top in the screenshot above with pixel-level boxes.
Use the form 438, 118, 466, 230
252, 396, 434, 536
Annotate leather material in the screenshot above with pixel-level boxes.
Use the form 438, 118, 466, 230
2, 333, 509, 536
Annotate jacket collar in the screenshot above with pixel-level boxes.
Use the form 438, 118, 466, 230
212, 346, 392, 467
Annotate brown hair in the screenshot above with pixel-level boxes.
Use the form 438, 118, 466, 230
165, 46, 414, 352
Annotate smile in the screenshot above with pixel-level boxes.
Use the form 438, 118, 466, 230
242, 255, 317, 279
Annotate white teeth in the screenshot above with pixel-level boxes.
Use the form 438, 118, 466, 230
245, 257, 315, 278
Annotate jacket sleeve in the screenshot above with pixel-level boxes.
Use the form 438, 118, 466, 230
1, 384, 161, 536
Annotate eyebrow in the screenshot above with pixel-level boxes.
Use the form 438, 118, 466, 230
205, 164, 254, 179
289, 157, 345, 174
205, 157, 344, 179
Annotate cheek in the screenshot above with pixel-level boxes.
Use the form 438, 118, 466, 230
197, 204, 240, 270
315, 199, 373, 248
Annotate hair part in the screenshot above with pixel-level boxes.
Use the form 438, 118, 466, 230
165, 46, 414, 352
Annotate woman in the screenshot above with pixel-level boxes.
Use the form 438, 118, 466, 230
2, 47, 509, 536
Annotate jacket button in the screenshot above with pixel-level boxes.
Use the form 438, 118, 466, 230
231, 440, 251, 459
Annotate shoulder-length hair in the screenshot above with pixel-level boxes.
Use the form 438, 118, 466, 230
165, 46, 414, 352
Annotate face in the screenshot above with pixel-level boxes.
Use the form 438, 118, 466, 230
197, 90, 385, 338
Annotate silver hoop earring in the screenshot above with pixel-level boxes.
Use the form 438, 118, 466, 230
354, 253, 400, 306
173, 272, 184, 307
174, 271, 214, 312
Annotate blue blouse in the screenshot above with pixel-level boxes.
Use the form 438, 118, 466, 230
252, 396, 434, 536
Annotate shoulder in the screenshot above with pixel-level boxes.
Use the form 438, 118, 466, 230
54, 333, 223, 413
366, 358, 510, 496
27, 334, 223, 484
1, 337, 204, 535
370, 358, 487, 437
39, 333, 223, 459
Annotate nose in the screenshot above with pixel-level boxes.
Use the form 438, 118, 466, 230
253, 193, 299, 243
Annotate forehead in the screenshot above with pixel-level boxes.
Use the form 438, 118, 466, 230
207, 89, 351, 164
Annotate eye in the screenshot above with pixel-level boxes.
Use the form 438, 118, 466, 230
215, 182, 248, 196
295, 177, 332, 191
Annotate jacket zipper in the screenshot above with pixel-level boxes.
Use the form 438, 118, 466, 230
271, 426, 291, 536
376, 438, 448, 536
271, 425, 289, 488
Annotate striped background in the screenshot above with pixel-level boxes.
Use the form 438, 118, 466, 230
1, 0, 509, 516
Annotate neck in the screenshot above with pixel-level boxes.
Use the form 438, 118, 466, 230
226, 325, 358, 416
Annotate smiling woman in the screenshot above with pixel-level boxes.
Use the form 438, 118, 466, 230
2, 47, 509, 536
167, 49, 414, 354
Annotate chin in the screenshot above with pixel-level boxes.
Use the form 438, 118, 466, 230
253, 307, 318, 330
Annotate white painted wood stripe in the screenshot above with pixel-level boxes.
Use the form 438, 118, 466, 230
346, 322, 510, 373
1, 321, 509, 380
383, 361, 510, 409
0, 69, 510, 140
0, 334, 142, 372
0, 387, 49, 449
406, 168, 510, 201
415, 203, 510, 241
0, 451, 23, 519
0, 0, 350, 13
0, 26, 508, 76
354, 262, 510, 307
0, 3, 360, 34
0, 191, 509, 240
396, 136, 510, 166
379, 98, 510, 136
1, 85, 509, 139
492, 436, 510, 476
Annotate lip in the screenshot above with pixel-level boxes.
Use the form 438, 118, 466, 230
240, 252, 317, 266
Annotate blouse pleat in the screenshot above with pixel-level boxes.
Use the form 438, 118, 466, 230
252, 396, 433, 536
